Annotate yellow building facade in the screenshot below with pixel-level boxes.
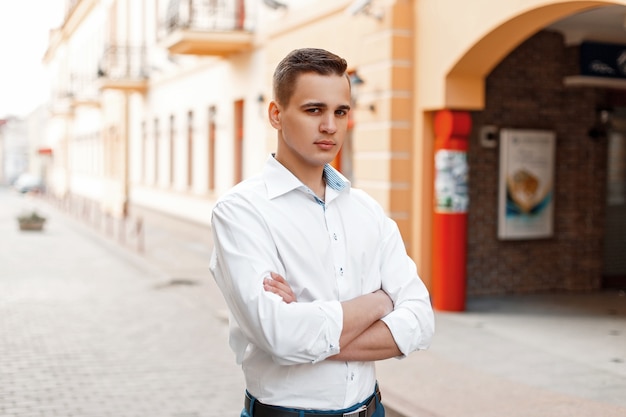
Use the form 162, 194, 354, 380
42, 0, 626, 308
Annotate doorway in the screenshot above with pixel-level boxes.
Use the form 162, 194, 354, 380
603, 107, 626, 290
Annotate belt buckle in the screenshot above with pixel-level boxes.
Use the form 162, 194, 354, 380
343, 404, 367, 417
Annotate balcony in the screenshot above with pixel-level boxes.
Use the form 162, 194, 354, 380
97, 45, 149, 93
69, 73, 101, 108
49, 90, 74, 118
161, 0, 255, 56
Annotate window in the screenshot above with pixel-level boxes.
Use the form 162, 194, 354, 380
154, 118, 159, 185
233, 99, 244, 184
187, 110, 193, 188
208, 105, 216, 191
169, 114, 175, 186
141, 121, 146, 183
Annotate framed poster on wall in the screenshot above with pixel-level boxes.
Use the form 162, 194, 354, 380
498, 129, 556, 240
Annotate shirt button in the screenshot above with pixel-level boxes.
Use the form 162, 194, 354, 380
333, 233, 337, 241
339, 267, 344, 276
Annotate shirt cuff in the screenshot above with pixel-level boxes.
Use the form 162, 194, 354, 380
311, 300, 342, 363
381, 307, 433, 356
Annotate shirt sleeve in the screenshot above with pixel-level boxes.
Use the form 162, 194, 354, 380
378, 216, 435, 356
210, 196, 342, 365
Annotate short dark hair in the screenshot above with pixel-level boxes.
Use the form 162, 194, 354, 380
272, 48, 349, 107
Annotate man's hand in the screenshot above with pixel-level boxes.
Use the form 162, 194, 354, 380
263, 272, 297, 303
263, 272, 400, 360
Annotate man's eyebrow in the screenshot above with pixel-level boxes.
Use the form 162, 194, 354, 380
300, 101, 327, 109
299, 102, 351, 111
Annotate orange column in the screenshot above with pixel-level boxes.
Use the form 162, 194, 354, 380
432, 110, 471, 311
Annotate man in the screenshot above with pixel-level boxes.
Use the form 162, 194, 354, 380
210, 48, 434, 417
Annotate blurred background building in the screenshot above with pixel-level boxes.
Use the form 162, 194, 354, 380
20, 0, 626, 309
0, 117, 28, 185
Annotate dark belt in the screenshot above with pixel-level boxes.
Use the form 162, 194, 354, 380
244, 388, 381, 417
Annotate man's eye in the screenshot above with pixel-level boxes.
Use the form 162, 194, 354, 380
306, 108, 321, 114
336, 110, 347, 117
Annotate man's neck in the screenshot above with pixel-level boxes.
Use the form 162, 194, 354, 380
274, 155, 326, 200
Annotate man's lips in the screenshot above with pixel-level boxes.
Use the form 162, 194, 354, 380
314, 140, 335, 150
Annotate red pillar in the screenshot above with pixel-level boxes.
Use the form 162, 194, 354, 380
432, 110, 471, 311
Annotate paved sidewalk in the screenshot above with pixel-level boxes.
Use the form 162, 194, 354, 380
377, 292, 626, 417
1, 190, 244, 417
2, 188, 625, 417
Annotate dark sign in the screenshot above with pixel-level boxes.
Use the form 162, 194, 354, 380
580, 41, 626, 79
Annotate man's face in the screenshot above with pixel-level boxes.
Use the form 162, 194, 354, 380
270, 72, 351, 172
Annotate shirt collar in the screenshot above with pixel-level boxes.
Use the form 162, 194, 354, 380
263, 154, 350, 200
323, 164, 349, 191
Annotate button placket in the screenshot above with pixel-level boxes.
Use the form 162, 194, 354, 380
331, 231, 344, 279
325, 205, 346, 284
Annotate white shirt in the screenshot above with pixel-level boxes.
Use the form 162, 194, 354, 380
210, 155, 434, 410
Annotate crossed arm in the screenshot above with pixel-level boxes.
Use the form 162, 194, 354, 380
264, 272, 402, 361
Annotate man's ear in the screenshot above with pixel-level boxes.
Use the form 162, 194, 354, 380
268, 101, 281, 129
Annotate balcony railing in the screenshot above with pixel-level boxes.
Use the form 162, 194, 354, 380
69, 73, 100, 107
161, 0, 255, 56
49, 89, 74, 117
97, 45, 149, 92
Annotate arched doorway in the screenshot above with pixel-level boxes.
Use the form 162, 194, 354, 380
413, 1, 626, 308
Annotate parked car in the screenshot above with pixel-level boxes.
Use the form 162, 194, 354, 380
12, 173, 44, 194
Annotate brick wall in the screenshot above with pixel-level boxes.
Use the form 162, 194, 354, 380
468, 30, 608, 295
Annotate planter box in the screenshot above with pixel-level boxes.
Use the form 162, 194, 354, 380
18, 221, 46, 231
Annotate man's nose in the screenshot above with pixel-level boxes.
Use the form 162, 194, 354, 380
320, 114, 337, 134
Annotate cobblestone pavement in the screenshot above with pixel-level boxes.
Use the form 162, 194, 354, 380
0, 189, 244, 417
